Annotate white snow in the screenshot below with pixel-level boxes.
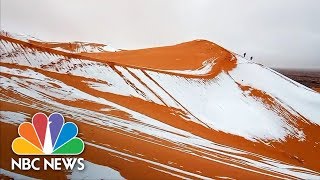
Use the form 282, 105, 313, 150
87, 141, 320, 179
0, 111, 28, 125
128, 67, 181, 108
114, 65, 164, 104
162, 58, 217, 75
0, 40, 146, 101
0, 39, 66, 67
229, 62, 320, 125
85, 80, 140, 98
234, 54, 249, 64
70, 160, 124, 180
0, 168, 35, 180
82, 43, 119, 52
1, 31, 119, 53
52, 43, 119, 53
147, 70, 302, 141
0, 30, 41, 42
86, 142, 213, 180
260, 158, 320, 180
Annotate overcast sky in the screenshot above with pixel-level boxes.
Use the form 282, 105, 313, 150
1, 0, 320, 69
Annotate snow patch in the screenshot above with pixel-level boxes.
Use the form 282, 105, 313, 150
0, 111, 28, 125
229, 63, 320, 125
162, 58, 217, 75
0, 168, 35, 180
147, 70, 302, 141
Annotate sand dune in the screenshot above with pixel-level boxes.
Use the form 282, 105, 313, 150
1, 31, 319, 179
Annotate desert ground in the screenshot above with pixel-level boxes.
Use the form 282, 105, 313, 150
275, 69, 320, 92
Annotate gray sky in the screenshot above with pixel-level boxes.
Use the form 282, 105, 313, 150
1, 0, 320, 69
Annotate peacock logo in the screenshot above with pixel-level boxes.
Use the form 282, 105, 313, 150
12, 112, 84, 155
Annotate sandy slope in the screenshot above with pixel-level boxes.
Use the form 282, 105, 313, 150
1, 31, 320, 179
313, 87, 320, 92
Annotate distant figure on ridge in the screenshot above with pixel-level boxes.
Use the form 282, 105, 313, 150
243, 52, 246, 57
250, 56, 253, 60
